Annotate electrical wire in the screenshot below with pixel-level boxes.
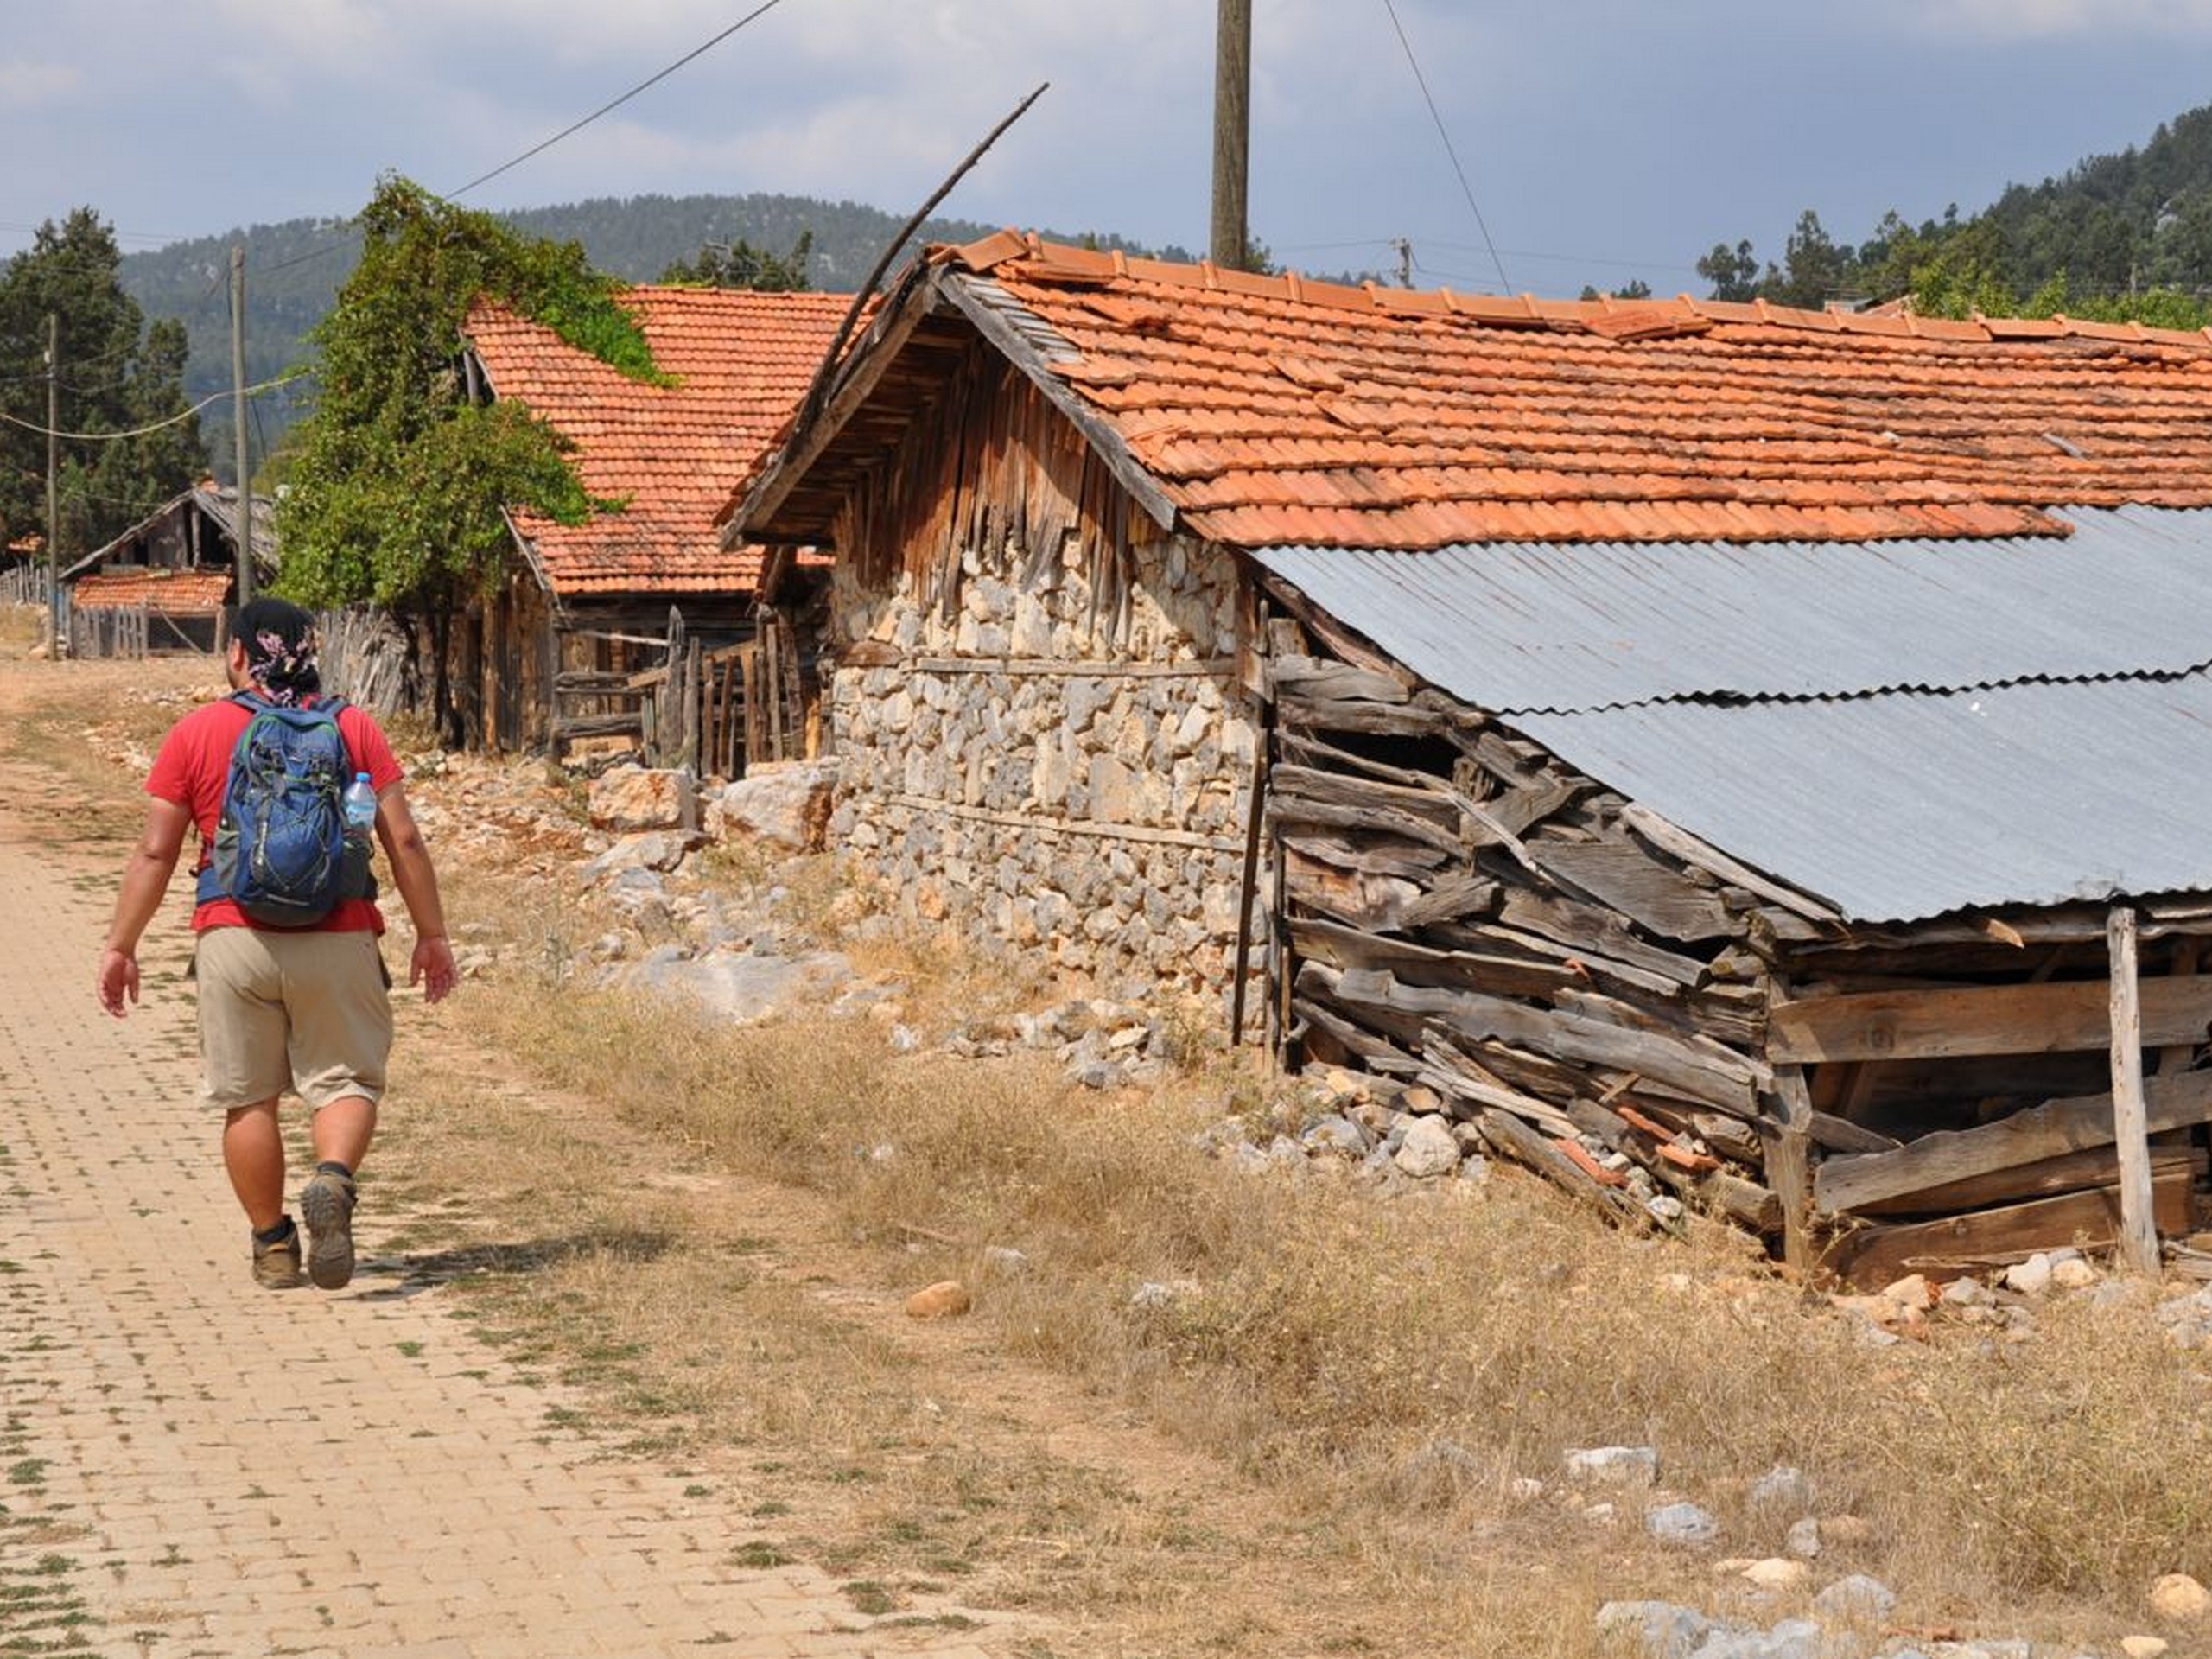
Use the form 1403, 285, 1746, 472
447, 0, 791, 200
1379, 0, 1511, 294
0, 371, 308, 442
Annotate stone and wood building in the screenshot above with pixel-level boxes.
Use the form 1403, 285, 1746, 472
725, 231, 2212, 1281
457, 286, 851, 762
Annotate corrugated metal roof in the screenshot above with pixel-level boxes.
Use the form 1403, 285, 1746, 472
1253, 506, 2212, 714
1515, 676, 2212, 923
1253, 505, 2212, 923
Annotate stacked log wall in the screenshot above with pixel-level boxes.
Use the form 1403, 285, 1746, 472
1269, 649, 1798, 1237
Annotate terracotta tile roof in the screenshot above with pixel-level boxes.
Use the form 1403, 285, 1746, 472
465, 288, 850, 595
906, 232, 2212, 548
72, 569, 231, 613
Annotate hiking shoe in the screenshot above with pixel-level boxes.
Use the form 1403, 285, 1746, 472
252, 1221, 305, 1290
299, 1167, 358, 1290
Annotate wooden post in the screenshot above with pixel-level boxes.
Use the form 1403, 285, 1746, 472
1767, 1067, 1816, 1275
2108, 906, 2161, 1275
1211, 0, 1252, 270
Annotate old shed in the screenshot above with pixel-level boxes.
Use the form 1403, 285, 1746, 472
729, 232, 2212, 1280
459, 285, 850, 761
60, 482, 276, 656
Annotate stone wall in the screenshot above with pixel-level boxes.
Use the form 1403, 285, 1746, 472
827, 528, 1261, 993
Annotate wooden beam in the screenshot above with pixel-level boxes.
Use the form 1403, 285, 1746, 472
1769, 973, 2212, 1064
1847, 1141, 2202, 1218
1766, 1067, 1815, 1273
1812, 1068, 2212, 1215
2108, 906, 2160, 1275
1823, 1172, 2197, 1287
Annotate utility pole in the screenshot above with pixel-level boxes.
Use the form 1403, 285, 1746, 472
1211, 0, 1250, 271
45, 314, 60, 654
231, 245, 254, 606
1394, 238, 1414, 289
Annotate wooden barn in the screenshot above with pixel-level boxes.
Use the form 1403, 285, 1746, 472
728, 231, 2212, 1281
60, 482, 276, 656
457, 286, 851, 762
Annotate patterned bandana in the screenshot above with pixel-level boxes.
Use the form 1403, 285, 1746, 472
246, 624, 320, 708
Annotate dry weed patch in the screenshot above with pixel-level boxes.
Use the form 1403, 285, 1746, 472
449, 950, 2212, 1645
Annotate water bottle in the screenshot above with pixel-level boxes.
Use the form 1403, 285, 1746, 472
340, 772, 377, 896
342, 772, 378, 837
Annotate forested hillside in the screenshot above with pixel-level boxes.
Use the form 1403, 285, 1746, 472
1698, 103, 2212, 320
116, 191, 1023, 477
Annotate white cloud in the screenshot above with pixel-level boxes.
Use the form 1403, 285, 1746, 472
0, 59, 80, 103
1911, 0, 2212, 36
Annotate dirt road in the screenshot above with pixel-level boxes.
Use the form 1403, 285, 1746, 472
0, 663, 1033, 1659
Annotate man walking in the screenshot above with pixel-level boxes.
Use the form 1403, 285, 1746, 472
96, 597, 458, 1290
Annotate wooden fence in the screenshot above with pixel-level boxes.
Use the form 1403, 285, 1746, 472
553, 606, 810, 777
0, 564, 49, 608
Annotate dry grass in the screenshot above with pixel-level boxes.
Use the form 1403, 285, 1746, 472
442, 934, 2212, 1645
12, 662, 2212, 1656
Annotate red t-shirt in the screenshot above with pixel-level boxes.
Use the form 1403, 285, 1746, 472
146, 695, 403, 933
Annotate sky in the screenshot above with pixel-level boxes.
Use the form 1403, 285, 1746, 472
10, 0, 2212, 300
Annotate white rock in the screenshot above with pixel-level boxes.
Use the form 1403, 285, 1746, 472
710, 760, 839, 852
1742, 1557, 1811, 1592
1564, 1445, 1659, 1489
2121, 1637, 2170, 1659
2150, 1573, 2212, 1622
1784, 1517, 1822, 1560
2050, 1257, 2098, 1291
588, 764, 696, 833
1812, 1573, 1897, 1623
1750, 1465, 1815, 1512
1393, 1115, 1463, 1179
2004, 1254, 2055, 1295
1645, 1501, 1721, 1547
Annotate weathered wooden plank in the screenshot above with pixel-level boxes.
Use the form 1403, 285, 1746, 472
1473, 1109, 1649, 1228
1529, 837, 1738, 944
1288, 915, 1576, 1000
1268, 794, 1463, 855
1277, 830, 1450, 880
1824, 1172, 2198, 1287
1769, 974, 2212, 1064
1328, 967, 1760, 1116
1276, 694, 1452, 738
1283, 851, 1423, 932
1812, 1069, 2212, 1215
1271, 764, 1462, 830
1848, 1141, 2202, 1218
1808, 1111, 1902, 1156
1618, 803, 1840, 925
1293, 996, 1425, 1077
1270, 654, 1410, 703
1394, 874, 1501, 928
1421, 1032, 1580, 1135
1428, 920, 1687, 1000
2109, 907, 2161, 1275
1497, 888, 1710, 988
1766, 1066, 1816, 1273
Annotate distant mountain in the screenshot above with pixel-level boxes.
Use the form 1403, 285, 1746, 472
117, 191, 1118, 477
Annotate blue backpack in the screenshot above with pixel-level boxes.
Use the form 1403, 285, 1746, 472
197, 691, 370, 926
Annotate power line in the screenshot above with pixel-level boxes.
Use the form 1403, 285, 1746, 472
447, 0, 792, 200
0, 371, 308, 442
1379, 0, 1511, 294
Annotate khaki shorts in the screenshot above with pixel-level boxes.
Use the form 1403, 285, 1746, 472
193, 927, 393, 1112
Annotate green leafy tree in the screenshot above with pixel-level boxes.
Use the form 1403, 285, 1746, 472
278, 175, 654, 744
1761, 210, 1853, 309
659, 230, 814, 290
1696, 239, 1759, 302
0, 207, 204, 560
